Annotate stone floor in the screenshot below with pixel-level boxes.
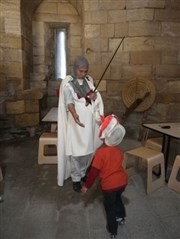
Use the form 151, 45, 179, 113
0, 136, 180, 239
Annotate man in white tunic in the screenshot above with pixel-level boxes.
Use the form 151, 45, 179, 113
57, 56, 104, 191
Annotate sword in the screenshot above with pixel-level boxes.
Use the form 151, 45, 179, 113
86, 36, 125, 106
122, 92, 150, 122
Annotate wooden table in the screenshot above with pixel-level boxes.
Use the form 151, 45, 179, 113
143, 122, 180, 180
42, 107, 58, 132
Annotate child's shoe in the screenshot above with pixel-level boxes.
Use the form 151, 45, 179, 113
116, 217, 125, 225
110, 234, 117, 238
106, 225, 118, 238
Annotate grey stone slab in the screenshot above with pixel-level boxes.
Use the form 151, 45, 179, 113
0, 217, 23, 239
126, 174, 148, 197
86, 201, 106, 233
1, 201, 28, 219
161, 214, 180, 239
3, 186, 32, 203
124, 206, 170, 239
124, 176, 169, 239
1, 190, 28, 238
20, 203, 58, 239
56, 202, 90, 239
0, 137, 180, 239
30, 185, 59, 204
147, 187, 180, 218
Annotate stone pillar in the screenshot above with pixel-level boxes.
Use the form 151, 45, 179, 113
0, 0, 23, 97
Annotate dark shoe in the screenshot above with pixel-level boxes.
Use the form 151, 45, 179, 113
81, 175, 87, 183
73, 182, 82, 192
110, 234, 117, 238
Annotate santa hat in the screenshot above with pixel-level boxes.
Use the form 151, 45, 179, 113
99, 114, 126, 146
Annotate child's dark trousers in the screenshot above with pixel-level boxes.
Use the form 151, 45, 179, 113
103, 187, 126, 235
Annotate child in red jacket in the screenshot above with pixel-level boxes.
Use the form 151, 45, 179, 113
81, 114, 128, 239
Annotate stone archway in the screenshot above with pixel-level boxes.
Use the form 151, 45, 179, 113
20, 0, 80, 15
31, 0, 83, 108
21, 0, 43, 14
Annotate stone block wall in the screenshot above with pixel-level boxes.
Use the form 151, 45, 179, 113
32, 0, 82, 108
21, 4, 33, 90
0, 0, 23, 95
0, 0, 180, 136
82, 0, 180, 138
0, 0, 45, 128
4, 89, 44, 127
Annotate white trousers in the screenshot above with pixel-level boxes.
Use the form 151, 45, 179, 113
70, 154, 93, 182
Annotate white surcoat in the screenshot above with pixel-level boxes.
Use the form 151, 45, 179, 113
57, 75, 104, 186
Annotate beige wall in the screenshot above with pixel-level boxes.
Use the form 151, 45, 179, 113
82, 0, 180, 137
0, 0, 44, 127
31, 0, 82, 107
0, 0, 22, 93
0, 0, 180, 136
21, 2, 33, 90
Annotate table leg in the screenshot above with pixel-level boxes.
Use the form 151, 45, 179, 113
162, 135, 171, 182
162, 135, 166, 156
165, 136, 171, 181
51, 123, 57, 132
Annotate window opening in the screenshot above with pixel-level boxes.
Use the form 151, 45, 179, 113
56, 29, 67, 79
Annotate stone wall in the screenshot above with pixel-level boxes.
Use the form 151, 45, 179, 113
0, 0, 44, 128
5, 89, 43, 127
0, 0, 23, 95
32, 0, 82, 108
82, 0, 180, 138
21, 1, 33, 90
0, 0, 180, 137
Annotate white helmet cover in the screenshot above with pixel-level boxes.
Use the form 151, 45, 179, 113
99, 115, 126, 146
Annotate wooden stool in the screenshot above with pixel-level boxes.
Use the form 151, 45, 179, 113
124, 146, 165, 194
145, 137, 163, 175
38, 132, 57, 164
168, 155, 180, 193
142, 128, 162, 151
145, 137, 162, 151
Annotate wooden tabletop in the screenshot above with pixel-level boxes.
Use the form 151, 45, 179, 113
42, 107, 58, 122
143, 122, 180, 139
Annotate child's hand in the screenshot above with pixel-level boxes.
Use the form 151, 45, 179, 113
81, 186, 88, 193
